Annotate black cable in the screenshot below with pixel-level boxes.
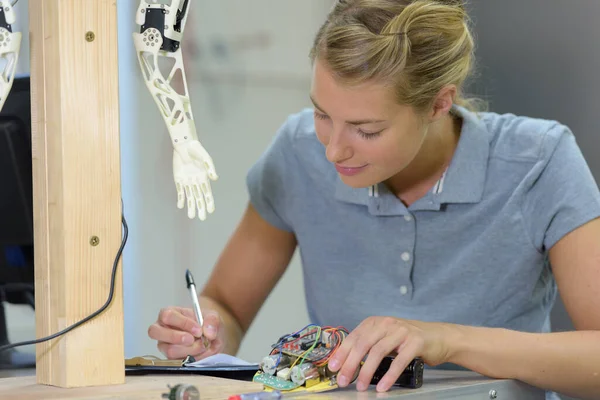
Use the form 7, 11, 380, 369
0, 211, 128, 353
180, 0, 190, 19
174, 0, 190, 33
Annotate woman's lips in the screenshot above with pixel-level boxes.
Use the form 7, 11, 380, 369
335, 164, 368, 176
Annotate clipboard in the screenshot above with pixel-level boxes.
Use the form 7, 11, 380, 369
125, 355, 259, 381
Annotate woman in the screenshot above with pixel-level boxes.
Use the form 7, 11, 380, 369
147, 1, 600, 399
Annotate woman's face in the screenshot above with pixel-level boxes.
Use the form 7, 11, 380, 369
310, 59, 428, 189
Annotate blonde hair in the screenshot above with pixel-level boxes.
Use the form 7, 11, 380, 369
309, 0, 485, 114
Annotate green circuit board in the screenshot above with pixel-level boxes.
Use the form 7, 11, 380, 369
253, 372, 301, 391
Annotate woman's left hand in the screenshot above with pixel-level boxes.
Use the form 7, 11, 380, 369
326, 316, 456, 392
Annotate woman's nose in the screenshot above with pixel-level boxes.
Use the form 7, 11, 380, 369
325, 128, 353, 164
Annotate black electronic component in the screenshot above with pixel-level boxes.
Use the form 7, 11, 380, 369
140, 8, 179, 52
370, 357, 424, 389
0, 7, 12, 32
300, 341, 313, 351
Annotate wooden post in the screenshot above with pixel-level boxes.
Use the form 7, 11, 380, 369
29, 0, 125, 388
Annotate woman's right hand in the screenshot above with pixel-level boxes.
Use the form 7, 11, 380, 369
147, 306, 226, 360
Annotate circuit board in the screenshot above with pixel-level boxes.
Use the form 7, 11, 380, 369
255, 324, 425, 393
253, 372, 301, 391
253, 324, 346, 393
271, 326, 340, 363
279, 344, 332, 363
253, 371, 340, 394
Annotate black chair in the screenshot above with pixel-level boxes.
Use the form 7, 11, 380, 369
0, 75, 36, 369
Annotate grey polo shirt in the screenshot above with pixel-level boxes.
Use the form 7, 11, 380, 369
246, 105, 600, 386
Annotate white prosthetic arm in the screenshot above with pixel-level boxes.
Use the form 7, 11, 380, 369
133, 0, 218, 221
0, 0, 21, 112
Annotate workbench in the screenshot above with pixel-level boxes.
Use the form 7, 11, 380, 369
0, 369, 546, 399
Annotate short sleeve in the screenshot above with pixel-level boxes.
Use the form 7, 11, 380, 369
245, 117, 296, 232
521, 125, 600, 252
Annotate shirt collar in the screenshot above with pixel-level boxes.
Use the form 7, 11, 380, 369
435, 105, 490, 204
334, 180, 370, 206
334, 105, 490, 210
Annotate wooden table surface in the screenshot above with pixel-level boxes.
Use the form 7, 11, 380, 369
0, 373, 262, 400
0, 369, 546, 400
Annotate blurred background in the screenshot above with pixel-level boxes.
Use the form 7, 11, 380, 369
1, 0, 598, 375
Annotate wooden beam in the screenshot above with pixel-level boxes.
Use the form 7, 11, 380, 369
29, 0, 124, 388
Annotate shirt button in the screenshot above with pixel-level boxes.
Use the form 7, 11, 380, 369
401, 252, 411, 262
400, 286, 408, 295
404, 215, 412, 222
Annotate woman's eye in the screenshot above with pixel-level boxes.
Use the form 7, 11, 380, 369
314, 112, 329, 120
357, 128, 383, 139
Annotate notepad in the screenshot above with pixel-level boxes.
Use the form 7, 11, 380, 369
184, 353, 259, 368
125, 353, 260, 381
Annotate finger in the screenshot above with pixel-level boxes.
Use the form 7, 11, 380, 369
184, 184, 195, 219
172, 306, 198, 320
158, 308, 203, 337
198, 150, 219, 181
335, 342, 370, 388
337, 325, 389, 388
376, 340, 422, 392
201, 181, 215, 214
328, 334, 356, 373
192, 183, 200, 198
205, 159, 218, 181
355, 335, 403, 391
193, 183, 207, 221
202, 311, 221, 341
176, 182, 185, 209
201, 150, 218, 181
188, 145, 218, 179
148, 322, 195, 346
157, 340, 206, 360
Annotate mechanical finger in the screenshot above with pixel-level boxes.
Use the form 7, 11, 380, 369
184, 184, 195, 219
176, 182, 185, 209
200, 181, 215, 214
194, 183, 207, 221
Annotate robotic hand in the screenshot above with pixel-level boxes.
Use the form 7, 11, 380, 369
133, 0, 218, 221
0, 0, 22, 112
173, 140, 217, 220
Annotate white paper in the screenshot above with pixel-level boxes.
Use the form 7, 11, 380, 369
185, 353, 259, 368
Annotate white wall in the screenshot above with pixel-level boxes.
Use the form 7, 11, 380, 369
6, 0, 334, 364
126, 0, 334, 362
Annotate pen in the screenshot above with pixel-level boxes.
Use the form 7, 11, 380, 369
185, 269, 204, 326
185, 269, 209, 348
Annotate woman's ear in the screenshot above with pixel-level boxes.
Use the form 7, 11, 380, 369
430, 85, 457, 121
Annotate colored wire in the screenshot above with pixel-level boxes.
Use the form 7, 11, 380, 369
270, 324, 321, 368
266, 324, 351, 374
